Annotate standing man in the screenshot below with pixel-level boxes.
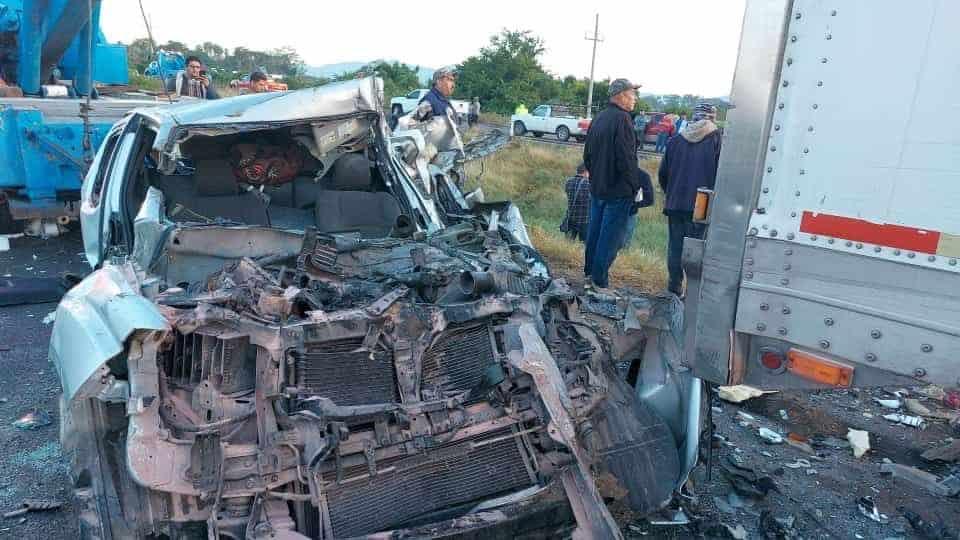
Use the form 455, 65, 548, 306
173, 56, 220, 99
468, 97, 481, 127
415, 66, 457, 122
655, 115, 675, 154
658, 102, 722, 296
561, 164, 591, 241
582, 78, 642, 289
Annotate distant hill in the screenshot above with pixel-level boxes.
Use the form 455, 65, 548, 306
307, 60, 435, 84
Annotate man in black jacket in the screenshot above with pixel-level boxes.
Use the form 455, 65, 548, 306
582, 78, 642, 288
658, 102, 722, 296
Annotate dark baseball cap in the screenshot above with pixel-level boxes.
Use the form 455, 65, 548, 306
608, 78, 642, 97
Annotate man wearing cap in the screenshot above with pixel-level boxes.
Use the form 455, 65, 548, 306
658, 102, 723, 297
582, 78, 642, 289
415, 66, 457, 122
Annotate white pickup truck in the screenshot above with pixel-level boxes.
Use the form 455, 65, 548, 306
390, 89, 469, 123
511, 104, 590, 142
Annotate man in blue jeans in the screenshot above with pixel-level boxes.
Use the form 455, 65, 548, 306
583, 78, 643, 289
659, 102, 723, 296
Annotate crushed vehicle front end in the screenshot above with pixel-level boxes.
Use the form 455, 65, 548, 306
50, 78, 699, 539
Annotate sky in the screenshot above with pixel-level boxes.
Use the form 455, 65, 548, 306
100, 0, 747, 97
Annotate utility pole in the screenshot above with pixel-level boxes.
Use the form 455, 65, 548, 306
584, 13, 603, 119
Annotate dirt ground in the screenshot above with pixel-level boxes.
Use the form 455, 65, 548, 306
1, 230, 957, 539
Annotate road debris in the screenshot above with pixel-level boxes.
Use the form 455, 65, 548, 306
784, 459, 811, 469
945, 390, 960, 411
883, 413, 927, 429
2, 499, 62, 519
783, 433, 818, 456
721, 457, 778, 499
717, 385, 776, 403
922, 440, 960, 463
904, 398, 932, 416
760, 511, 798, 540
758, 427, 784, 444
880, 463, 959, 497
902, 508, 958, 540
875, 398, 902, 409
12, 409, 52, 430
857, 496, 888, 523
704, 522, 749, 539
847, 429, 871, 458
648, 507, 690, 526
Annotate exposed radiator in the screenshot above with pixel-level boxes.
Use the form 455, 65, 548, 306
161, 330, 255, 393
324, 428, 534, 537
296, 337, 399, 406
421, 322, 496, 398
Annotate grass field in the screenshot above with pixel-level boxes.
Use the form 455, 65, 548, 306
463, 138, 669, 291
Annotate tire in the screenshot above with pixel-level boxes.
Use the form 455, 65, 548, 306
556, 125, 570, 142
513, 121, 527, 136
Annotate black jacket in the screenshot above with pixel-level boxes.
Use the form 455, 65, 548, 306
583, 103, 639, 200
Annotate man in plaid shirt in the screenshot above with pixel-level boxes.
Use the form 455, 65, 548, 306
562, 163, 591, 241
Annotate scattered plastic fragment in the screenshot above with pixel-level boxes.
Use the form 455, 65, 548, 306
2, 499, 62, 519
875, 398, 901, 409
758, 427, 784, 444
784, 459, 811, 469
847, 429, 870, 458
880, 463, 959, 497
883, 413, 926, 429
717, 385, 776, 403
12, 410, 52, 430
857, 496, 888, 523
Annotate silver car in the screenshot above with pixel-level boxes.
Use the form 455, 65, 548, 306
49, 78, 699, 539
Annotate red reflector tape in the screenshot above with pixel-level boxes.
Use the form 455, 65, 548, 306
799, 211, 941, 254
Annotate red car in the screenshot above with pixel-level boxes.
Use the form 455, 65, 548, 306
641, 113, 675, 145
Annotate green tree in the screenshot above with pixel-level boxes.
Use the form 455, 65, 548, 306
456, 30, 556, 114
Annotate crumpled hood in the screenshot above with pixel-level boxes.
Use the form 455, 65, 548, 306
680, 119, 718, 143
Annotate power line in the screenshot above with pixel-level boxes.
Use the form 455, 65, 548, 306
584, 13, 603, 119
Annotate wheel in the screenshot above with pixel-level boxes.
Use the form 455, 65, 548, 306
532, 132, 543, 138
556, 125, 570, 142
513, 121, 527, 136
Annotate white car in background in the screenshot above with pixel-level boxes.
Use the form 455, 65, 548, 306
390, 89, 469, 123
511, 104, 590, 142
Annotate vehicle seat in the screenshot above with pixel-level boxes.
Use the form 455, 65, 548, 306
314, 153, 401, 236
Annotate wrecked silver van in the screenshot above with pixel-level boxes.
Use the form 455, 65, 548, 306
49, 78, 699, 539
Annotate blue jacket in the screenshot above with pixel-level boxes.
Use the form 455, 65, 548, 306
658, 121, 722, 215
419, 87, 452, 118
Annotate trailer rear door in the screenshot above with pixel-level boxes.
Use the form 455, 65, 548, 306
687, 0, 960, 389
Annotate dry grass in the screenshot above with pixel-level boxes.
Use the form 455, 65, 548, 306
464, 139, 669, 292
479, 111, 511, 126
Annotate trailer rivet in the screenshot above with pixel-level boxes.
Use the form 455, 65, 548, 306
812, 104, 819, 109
865, 353, 877, 363
921, 344, 933, 353
778, 102, 785, 110
787, 233, 795, 240
791, 35, 798, 42
811, 235, 818, 241
894, 249, 901, 255
790, 212, 797, 218
821, 57, 828, 63
950, 259, 957, 266
795, 190, 801, 196
914, 368, 927, 377
785, 249, 793, 256
799, 169, 806, 175
749, 228, 759, 236
907, 252, 916, 259
786, 58, 794, 65
819, 339, 830, 349
825, 33, 832, 40
770, 229, 778, 237
745, 272, 754, 279
778, 327, 788, 335
873, 246, 881, 252
780, 278, 790, 286
827, 238, 835, 244
771, 145, 777, 152
762, 187, 770, 193
928, 255, 936, 262
757, 323, 767, 332
803, 147, 810, 153
855, 243, 863, 249
824, 317, 834, 326
817, 81, 824, 87
782, 307, 791, 315
845, 241, 853, 247
808, 126, 815, 132
782, 81, 789, 87
783, 264, 792, 271
767, 166, 774, 173
831, 9, 837, 16
795, 12, 802, 19
760, 303, 770, 311
757, 208, 766, 214
746, 258, 754, 266
775, 124, 781, 130
870, 329, 882, 339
